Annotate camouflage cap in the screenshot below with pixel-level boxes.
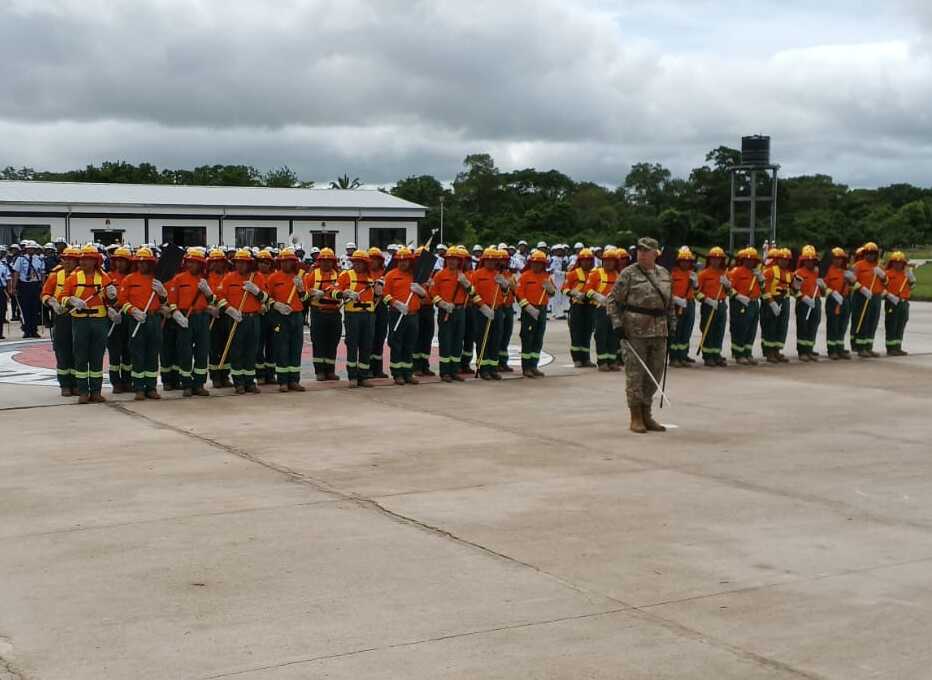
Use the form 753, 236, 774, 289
636, 237, 660, 252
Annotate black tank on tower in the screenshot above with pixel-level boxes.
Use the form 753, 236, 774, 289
728, 135, 779, 250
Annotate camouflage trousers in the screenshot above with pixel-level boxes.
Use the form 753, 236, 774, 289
622, 336, 667, 408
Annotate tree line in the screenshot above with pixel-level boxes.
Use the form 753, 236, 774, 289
4, 150, 931, 250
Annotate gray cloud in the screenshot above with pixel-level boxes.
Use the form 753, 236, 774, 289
1, 0, 931, 187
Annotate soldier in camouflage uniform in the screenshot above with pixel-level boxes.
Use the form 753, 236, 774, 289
607, 237, 674, 434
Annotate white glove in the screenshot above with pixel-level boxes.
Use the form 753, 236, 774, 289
410, 282, 427, 297
457, 272, 471, 287
843, 270, 856, 284
831, 291, 844, 305
130, 307, 146, 322
172, 310, 189, 328
673, 295, 687, 309
207, 305, 220, 319
736, 294, 750, 306
391, 300, 409, 315
591, 292, 608, 306
907, 270, 916, 284
874, 266, 886, 280
69, 296, 87, 310
152, 279, 167, 298
107, 307, 121, 323
273, 301, 292, 315
791, 275, 803, 291
243, 281, 260, 296
437, 300, 455, 313
719, 275, 732, 290
494, 274, 507, 287
525, 305, 540, 320
543, 281, 556, 295
106, 284, 117, 301
309, 288, 325, 300
886, 293, 900, 306
569, 290, 584, 301
753, 271, 766, 284
48, 298, 63, 314
689, 271, 699, 287
197, 279, 213, 297
802, 295, 815, 308
479, 304, 494, 320
225, 306, 243, 322
816, 278, 827, 292
769, 301, 781, 316
342, 289, 360, 302
293, 275, 305, 293
703, 297, 718, 310
859, 286, 872, 299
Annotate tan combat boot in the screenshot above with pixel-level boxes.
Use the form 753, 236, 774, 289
629, 406, 647, 434
642, 405, 666, 432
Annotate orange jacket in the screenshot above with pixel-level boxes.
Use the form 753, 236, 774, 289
336, 269, 375, 311
562, 267, 591, 304
64, 269, 113, 318
41, 268, 68, 304
728, 266, 761, 300
118, 272, 162, 313
516, 270, 551, 307
853, 259, 886, 294
501, 271, 516, 306
303, 268, 341, 310
217, 271, 268, 314
470, 267, 506, 307
431, 267, 472, 306
168, 271, 210, 313
885, 268, 912, 301
583, 268, 617, 303
696, 267, 727, 302
761, 265, 792, 300
383, 268, 422, 314
824, 265, 850, 296
671, 268, 695, 301
793, 266, 820, 298
266, 270, 304, 312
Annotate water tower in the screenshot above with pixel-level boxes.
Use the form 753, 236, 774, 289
728, 135, 779, 251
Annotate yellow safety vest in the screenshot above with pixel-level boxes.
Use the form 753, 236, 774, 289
71, 270, 107, 318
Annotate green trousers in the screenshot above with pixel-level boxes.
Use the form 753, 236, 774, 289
729, 298, 759, 359
371, 301, 388, 376
568, 303, 594, 363
519, 306, 547, 370
344, 311, 374, 381
175, 312, 210, 388
498, 305, 515, 369
271, 311, 303, 384
310, 308, 341, 377
415, 304, 435, 373
256, 312, 275, 383
824, 295, 850, 355
160, 319, 179, 387
130, 313, 162, 392
52, 313, 75, 390
388, 309, 418, 378
461, 304, 476, 371
230, 313, 260, 387
72, 317, 108, 395
795, 298, 821, 355
209, 314, 231, 385
885, 299, 909, 350
107, 315, 131, 387
699, 301, 727, 359
850, 292, 881, 352
761, 297, 790, 353
475, 307, 504, 376
670, 301, 695, 361
593, 307, 621, 366
437, 306, 466, 376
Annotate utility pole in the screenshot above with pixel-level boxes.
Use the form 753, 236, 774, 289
439, 197, 445, 244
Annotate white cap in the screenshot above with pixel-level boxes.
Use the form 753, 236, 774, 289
387, 243, 399, 251
437, 243, 448, 251
536, 241, 548, 249
497, 242, 507, 249
605, 244, 615, 249
574, 242, 584, 249
346, 242, 357, 250
310, 246, 320, 254
472, 244, 483, 251
517, 240, 528, 246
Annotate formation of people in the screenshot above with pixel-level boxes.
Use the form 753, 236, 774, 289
6, 235, 919, 405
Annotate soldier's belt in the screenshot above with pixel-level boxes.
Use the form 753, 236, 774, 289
623, 305, 666, 317
345, 304, 375, 313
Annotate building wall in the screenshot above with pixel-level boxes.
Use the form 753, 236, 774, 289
70, 217, 145, 246
0, 215, 65, 245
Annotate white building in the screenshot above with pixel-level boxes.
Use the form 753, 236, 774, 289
0, 181, 426, 251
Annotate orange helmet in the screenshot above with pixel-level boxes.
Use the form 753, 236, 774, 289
317, 247, 337, 261
134, 246, 156, 263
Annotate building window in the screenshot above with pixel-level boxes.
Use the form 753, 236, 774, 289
310, 231, 337, 250
162, 226, 207, 247
369, 227, 406, 250
235, 227, 278, 248
92, 229, 125, 246
0, 224, 51, 245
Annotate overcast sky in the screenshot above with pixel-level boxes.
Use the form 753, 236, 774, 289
1, 0, 931, 188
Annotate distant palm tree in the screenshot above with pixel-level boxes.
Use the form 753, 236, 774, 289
330, 174, 362, 190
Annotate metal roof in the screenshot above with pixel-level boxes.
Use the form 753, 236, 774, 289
0, 181, 426, 213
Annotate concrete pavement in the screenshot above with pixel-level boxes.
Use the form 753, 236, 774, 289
1, 304, 931, 679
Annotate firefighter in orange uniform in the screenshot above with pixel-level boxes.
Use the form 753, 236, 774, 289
669, 246, 697, 367
118, 246, 167, 400
414, 247, 436, 377
432, 246, 474, 382
516, 249, 555, 377
265, 247, 307, 391
792, 245, 826, 361
302, 247, 342, 380
497, 252, 518, 373
255, 249, 277, 384
216, 249, 269, 394
206, 248, 233, 387
166, 247, 213, 397
760, 247, 794, 363
850, 241, 886, 357
382, 247, 426, 384
695, 246, 729, 366
106, 246, 134, 392
42, 246, 80, 395
585, 247, 626, 371
726, 247, 763, 365
334, 250, 376, 387
883, 251, 915, 356
562, 248, 596, 367
822, 247, 852, 359
63, 244, 113, 403
470, 247, 509, 380
367, 247, 389, 378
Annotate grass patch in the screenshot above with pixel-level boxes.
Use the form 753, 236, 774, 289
912, 261, 932, 301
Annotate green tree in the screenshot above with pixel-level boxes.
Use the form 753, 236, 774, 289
624, 162, 673, 214
330, 174, 361, 190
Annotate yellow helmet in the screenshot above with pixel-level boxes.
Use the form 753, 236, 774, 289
601, 247, 621, 260
528, 249, 548, 263
208, 247, 226, 261
773, 247, 790, 260
676, 246, 695, 261
60, 246, 81, 259
708, 246, 726, 259
576, 248, 595, 260
862, 241, 879, 252
831, 247, 847, 259
393, 246, 414, 261
112, 246, 132, 260
256, 248, 274, 261
367, 246, 385, 259
317, 247, 336, 261
481, 247, 499, 260
800, 245, 818, 260
134, 246, 156, 262
741, 247, 760, 261
232, 248, 254, 261
184, 247, 207, 262
888, 251, 907, 263
350, 249, 369, 262
277, 247, 299, 261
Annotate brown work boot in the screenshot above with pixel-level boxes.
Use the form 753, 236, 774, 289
522, 369, 537, 378
404, 375, 420, 385
288, 383, 306, 392
78, 393, 90, 405
90, 392, 107, 403
245, 384, 261, 394
112, 384, 124, 394
193, 387, 210, 397
532, 368, 546, 377
182, 388, 193, 397
451, 372, 465, 382
609, 363, 622, 372
598, 365, 611, 372
642, 405, 666, 432
798, 353, 810, 362
358, 379, 374, 388
60, 387, 72, 397
393, 376, 405, 386
134, 391, 146, 401
234, 385, 246, 394
441, 374, 454, 383
278, 384, 289, 393
146, 390, 161, 400
629, 406, 647, 434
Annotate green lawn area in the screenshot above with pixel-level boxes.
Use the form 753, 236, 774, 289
912, 261, 932, 301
